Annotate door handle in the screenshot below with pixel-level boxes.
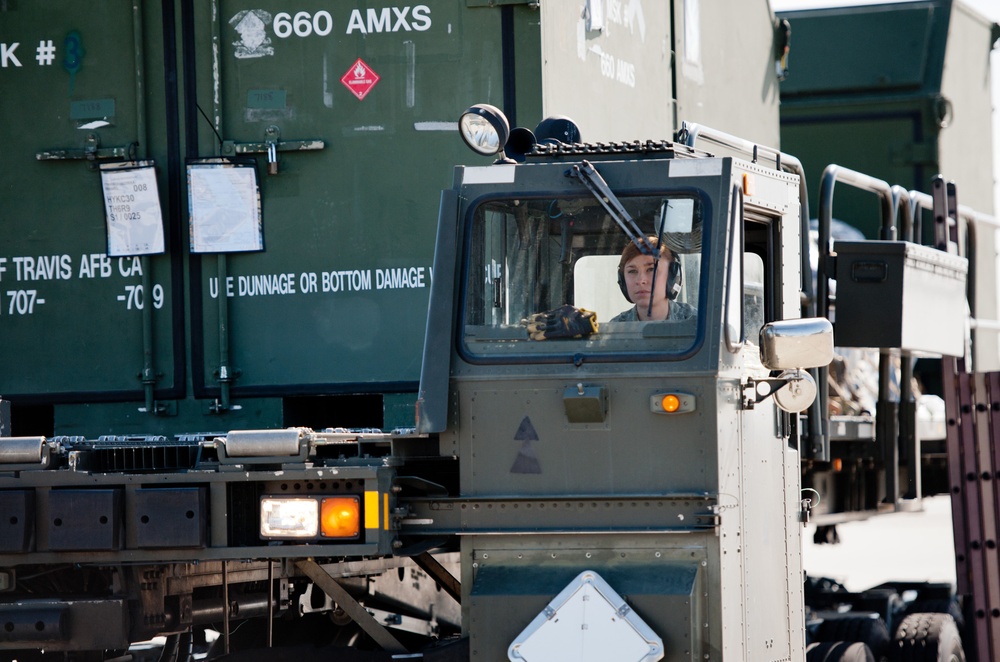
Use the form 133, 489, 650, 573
221, 124, 324, 175
36, 132, 135, 164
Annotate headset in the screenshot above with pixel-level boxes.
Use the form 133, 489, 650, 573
617, 249, 683, 302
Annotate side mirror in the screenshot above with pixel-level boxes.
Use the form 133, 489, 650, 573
759, 318, 833, 370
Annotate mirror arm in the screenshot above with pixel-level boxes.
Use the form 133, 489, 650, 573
743, 373, 813, 410
743, 377, 791, 409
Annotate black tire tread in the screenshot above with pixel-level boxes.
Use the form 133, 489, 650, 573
891, 612, 965, 662
807, 641, 876, 662
902, 599, 965, 631
816, 616, 892, 658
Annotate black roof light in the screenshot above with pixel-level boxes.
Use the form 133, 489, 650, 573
534, 115, 581, 146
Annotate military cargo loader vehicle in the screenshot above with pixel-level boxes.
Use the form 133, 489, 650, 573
2, 0, 999, 660
2, 104, 997, 661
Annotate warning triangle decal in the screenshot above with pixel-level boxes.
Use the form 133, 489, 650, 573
511, 416, 542, 474
513, 416, 539, 441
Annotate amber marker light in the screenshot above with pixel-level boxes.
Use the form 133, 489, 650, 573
650, 391, 695, 415
321, 496, 361, 538
661, 394, 682, 413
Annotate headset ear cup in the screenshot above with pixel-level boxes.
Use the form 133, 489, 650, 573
617, 269, 633, 303
667, 255, 682, 300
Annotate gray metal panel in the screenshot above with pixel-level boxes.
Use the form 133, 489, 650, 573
417, 189, 460, 434
538, 1, 674, 142
46, 489, 122, 551
0, 599, 128, 652
459, 378, 717, 497
467, 543, 702, 662
0, 490, 33, 553
734, 394, 802, 659
938, 1, 998, 215
673, 0, 781, 147
132, 487, 206, 549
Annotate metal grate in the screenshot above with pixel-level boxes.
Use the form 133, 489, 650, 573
73, 438, 203, 472
527, 139, 683, 158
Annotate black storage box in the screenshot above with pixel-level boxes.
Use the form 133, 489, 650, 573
833, 240, 967, 355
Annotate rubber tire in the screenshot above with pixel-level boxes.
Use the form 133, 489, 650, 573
816, 616, 892, 660
902, 599, 965, 631
891, 612, 965, 662
807, 641, 876, 662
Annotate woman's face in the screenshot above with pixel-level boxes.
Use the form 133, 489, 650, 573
623, 252, 672, 309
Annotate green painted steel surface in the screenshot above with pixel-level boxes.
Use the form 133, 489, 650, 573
0, 2, 517, 426
779, 0, 997, 236
1, 0, 782, 436
0, 3, 176, 400
190, 2, 498, 394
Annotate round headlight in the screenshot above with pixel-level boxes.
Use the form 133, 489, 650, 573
459, 104, 510, 156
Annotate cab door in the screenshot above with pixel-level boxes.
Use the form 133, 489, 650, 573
728, 198, 806, 660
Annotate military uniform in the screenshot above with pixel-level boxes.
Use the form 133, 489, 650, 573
610, 301, 696, 322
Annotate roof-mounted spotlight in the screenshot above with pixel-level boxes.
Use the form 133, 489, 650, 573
534, 115, 581, 146
459, 104, 511, 161
505, 127, 537, 163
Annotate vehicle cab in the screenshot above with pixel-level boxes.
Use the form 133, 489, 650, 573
411, 108, 832, 661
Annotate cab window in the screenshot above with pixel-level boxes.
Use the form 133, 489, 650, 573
461, 193, 706, 362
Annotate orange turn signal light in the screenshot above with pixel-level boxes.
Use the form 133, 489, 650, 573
321, 496, 361, 538
661, 394, 681, 413
650, 391, 694, 415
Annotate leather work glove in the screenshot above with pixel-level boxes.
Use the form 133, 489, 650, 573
522, 305, 598, 340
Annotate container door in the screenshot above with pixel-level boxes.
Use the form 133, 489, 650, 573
0, 2, 181, 403
186, 2, 507, 401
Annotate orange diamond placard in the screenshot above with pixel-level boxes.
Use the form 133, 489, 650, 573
341, 58, 380, 100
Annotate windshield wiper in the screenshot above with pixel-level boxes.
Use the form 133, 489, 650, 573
567, 159, 659, 257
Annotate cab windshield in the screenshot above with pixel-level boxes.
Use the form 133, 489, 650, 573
461, 193, 706, 363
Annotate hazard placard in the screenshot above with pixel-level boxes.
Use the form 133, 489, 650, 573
341, 58, 380, 100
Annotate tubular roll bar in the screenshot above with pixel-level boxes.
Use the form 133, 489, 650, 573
910, 187, 1000, 333
678, 123, 830, 459
817, 166, 905, 503
816, 165, 896, 318
678, 122, 815, 319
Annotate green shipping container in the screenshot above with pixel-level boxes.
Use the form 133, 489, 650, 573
779, 0, 999, 237
0, 0, 781, 437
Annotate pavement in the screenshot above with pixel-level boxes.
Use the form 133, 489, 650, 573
802, 494, 957, 592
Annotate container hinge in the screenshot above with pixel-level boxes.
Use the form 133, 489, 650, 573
137, 400, 178, 416
209, 365, 243, 414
